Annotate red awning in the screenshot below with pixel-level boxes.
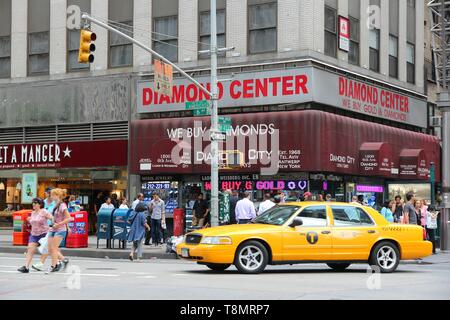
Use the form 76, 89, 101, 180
130, 110, 441, 181
359, 142, 396, 177
399, 149, 429, 180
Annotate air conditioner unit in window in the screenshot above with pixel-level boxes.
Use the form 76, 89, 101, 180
430, 116, 442, 128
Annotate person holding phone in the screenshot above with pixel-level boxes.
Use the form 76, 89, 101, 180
18, 198, 53, 273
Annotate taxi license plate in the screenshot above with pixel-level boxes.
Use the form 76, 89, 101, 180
181, 248, 189, 258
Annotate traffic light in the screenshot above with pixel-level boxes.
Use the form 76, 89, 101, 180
78, 29, 96, 63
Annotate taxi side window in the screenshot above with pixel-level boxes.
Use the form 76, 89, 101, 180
297, 206, 327, 227
331, 206, 374, 226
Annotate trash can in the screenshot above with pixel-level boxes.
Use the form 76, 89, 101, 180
12, 210, 32, 246
66, 211, 89, 248
173, 208, 184, 237
112, 208, 132, 249
96, 208, 115, 248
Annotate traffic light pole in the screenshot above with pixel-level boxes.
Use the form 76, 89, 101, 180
80, 13, 212, 98
81, 8, 228, 227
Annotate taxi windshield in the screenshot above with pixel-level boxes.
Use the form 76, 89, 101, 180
253, 205, 302, 226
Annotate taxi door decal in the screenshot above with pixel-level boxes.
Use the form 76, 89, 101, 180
306, 231, 319, 245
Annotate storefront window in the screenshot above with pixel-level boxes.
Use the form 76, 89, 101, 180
388, 183, 431, 203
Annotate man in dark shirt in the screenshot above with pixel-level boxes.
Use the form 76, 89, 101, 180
393, 195, 404, 222
403, 192, 418, 225
192, 193, 209, 227
229, 190, 239, 224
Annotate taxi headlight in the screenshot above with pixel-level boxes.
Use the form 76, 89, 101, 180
200, 236, 232, 245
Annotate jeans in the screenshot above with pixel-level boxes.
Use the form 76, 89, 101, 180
427, 228, 437, 253
132, 239, 143, 259
144, 216, 152, 245
151, 219, 163, 244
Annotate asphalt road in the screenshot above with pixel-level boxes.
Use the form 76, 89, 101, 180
0, 252, 449, 300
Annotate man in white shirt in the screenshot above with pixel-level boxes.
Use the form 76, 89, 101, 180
132, 193, 144, 210
235, 192, 257, 224
257, 193, 275, 216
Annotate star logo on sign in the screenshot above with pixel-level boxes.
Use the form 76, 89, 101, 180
63, 146, 72, 158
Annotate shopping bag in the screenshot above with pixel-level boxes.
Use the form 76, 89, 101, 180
38, 233, 49, 255
161, 219, 167, 230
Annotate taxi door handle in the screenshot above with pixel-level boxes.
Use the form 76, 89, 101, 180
321, 231, 331, 235
368, 230, 376, 234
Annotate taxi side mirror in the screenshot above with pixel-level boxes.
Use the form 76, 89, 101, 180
289, 217, 303, 228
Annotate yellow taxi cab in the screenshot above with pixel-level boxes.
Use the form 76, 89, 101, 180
176, 202, 432, 274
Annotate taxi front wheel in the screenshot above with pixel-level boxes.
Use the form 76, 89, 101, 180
234, 241, 269, 274
369, 241, 400, 273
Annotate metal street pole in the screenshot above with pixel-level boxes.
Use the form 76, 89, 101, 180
209, 0, 220, 227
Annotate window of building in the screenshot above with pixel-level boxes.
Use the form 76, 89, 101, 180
369, 28, 380, 72
389, 35, 398, 78
298, 206, 328, 227
248, 1, 277, 54
198, 9, 226, 59
349, 17, 360, 65
67, 0, 90, 71
109, 0, 133, 68
324, 6, 337, 58
0, 0, 11, 78
348, 0, 360, 66
153, 16, 178, 62
331, 206, 374, 226
28, 0, 50, 76
407, 42, 415, 84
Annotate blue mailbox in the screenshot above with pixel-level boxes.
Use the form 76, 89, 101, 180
96, 207, 115, 249
112, 208, 132, 249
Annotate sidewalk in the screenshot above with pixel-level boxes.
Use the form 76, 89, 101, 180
0, 229, 177, 260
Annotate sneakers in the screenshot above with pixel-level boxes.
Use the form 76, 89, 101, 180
18, 266, 29, 273
32, 262, 45, 272
62, 259, 69, 270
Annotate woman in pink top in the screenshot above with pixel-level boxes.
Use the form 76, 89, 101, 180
18, 198, 53, 273
47, 188, 72, 273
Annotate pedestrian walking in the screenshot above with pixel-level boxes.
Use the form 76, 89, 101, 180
17, 198, 53, 273
119, 197, 129, 209
192, 193, 210, 227
257, 193, 275, 216
325, 194, 332, 202
416, 199, 428, 239
111, 194, 119, 208
44, 187, 56, 213
380, 200, 395, 223
127, 203, 150, 262
229, 190, 239, 224
235, 192, 256, 224
403, 192, 418, 225
100, 197, 115, 210
149, 193, 165, 246
303, 192, 313, 201
47, 188, 71, 273
426, 205, 439, 254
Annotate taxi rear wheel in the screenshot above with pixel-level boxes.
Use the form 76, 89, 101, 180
326, 263, 351, 271
205, 264, 231, 271
234, 241, 268, 274
369, 241, 400, 273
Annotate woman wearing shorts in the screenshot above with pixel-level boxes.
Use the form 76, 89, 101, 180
18, 198, 53, 273
47, 188, 71, 273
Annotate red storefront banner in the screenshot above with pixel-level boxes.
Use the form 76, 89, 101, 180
0, 140, 127, 169
359, 142, 397, 177
130, 110, 440, 181
399, 149, 429, 180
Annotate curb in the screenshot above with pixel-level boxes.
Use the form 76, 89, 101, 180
0, 246, 178, 260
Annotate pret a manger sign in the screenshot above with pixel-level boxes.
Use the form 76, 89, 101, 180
0, 144, 63, 168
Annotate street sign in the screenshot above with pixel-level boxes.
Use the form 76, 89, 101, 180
186, 100, 210, 110
154, 59, 173, 97
211, 132, 226, 141
193, 108, 211, 116
218, 116, 232, 133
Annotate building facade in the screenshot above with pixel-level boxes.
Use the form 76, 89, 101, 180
0, 0, 440, 229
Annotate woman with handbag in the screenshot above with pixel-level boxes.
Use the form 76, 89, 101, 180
127, 203, 150, 262
18, 198, 53, 273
